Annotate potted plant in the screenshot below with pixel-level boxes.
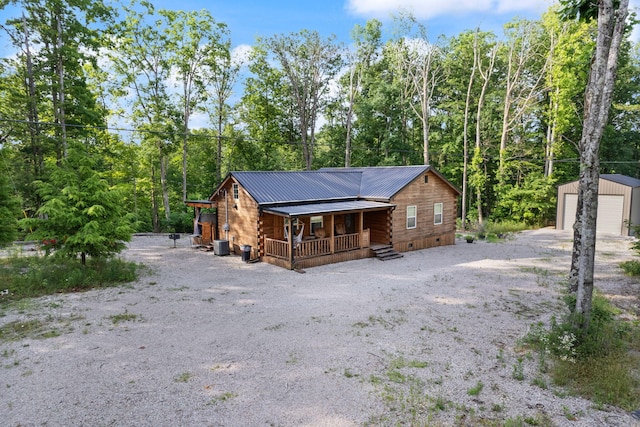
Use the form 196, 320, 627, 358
464, 235, 475, 243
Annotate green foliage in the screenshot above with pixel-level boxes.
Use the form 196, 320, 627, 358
20, 144, 133, 264
524, 294, 640, 409
492, 174, 557, 226
0, 170, 21, 247
619, 260, 640, 276
0, 254, 138, 304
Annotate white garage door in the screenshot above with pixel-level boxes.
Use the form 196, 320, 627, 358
562, 194, 624, 235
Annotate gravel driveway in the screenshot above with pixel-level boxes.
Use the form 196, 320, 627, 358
1, 228, 638, 426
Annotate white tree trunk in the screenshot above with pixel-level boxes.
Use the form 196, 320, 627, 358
569, 0, 628, 330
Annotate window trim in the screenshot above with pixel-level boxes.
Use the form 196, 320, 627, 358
310, 216, 323, 233
232, 183, 239, 200
406, 205, 417, 229
434, 202, 443, 225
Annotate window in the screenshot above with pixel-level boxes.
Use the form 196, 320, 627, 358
434, 203, 443, 225
406, 205, 417, 229
232, 183, 239, 200
310, 216, 323, 233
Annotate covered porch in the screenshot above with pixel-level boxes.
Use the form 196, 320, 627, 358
259, 200, 394, 270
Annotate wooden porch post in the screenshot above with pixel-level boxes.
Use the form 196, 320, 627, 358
359, 211, 364, 248
329, 215, 335, 254
288, 216, 294, 270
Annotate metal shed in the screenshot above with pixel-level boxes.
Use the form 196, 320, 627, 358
556, 174, 640, 236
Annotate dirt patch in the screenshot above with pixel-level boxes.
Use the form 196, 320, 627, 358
0, 228, 638, 426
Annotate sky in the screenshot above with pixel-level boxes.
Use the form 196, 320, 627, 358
2, 0, 639, 57
0, 0, 556, 58
151, 0, 559, 47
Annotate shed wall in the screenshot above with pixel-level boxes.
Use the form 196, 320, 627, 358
556, 177, 633, 235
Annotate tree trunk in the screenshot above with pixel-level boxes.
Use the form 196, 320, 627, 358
159, 152, 171, 221
56, 11, 67, 159
22, 13, 43, 183
461, 39, 477, 232
569, 0, 628, 331
182, 81, 190, 202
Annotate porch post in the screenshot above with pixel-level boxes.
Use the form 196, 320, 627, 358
359, 211, 364, 249
288, 216, 295, 270
329, 215, 335, 254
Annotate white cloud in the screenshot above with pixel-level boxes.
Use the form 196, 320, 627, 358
231, 44, 252, 66
346, 0, 554, 20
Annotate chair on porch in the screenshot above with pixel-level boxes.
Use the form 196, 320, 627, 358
335, 223, 346, 235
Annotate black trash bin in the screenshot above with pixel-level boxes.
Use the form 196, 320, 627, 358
241, 245, 251, 262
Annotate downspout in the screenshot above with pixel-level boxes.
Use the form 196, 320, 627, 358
223, 189, 230, 241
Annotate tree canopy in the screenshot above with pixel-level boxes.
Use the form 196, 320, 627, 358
0, 0, 638, 236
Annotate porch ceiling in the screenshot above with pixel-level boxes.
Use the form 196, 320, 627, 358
262, 200, 394, 217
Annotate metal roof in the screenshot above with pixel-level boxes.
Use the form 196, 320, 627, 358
231, 171, 362, 205
601, 174, 640, 188
225, 165, 459, 208
358, 166, 429, 199
262, 200, 394, 217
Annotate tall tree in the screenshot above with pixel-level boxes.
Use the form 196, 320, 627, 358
202, 36, 240, 184
343, 19, 382, 167
267, 30, 343, 170
564, 0, 629, 331
161, 9, 227, 201
391, 14, 446, 165
109, 2, 177, 230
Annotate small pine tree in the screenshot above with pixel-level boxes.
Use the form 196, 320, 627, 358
0, 171, 20, 247
21, 144, 133, 264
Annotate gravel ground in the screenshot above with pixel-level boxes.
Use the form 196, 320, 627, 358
0, 228, 638, 426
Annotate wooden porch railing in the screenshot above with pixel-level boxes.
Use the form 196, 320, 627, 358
335, 233, 359, 252
265, 238, 289, 259
264, 230, 368, 259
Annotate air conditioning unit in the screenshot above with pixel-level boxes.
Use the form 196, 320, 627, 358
213, 239, 229, 256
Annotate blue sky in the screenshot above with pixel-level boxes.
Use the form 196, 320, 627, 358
151, 0, 558, 47
2, 0, 639, 57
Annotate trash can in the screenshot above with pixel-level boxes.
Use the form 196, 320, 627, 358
241, 245, 251, 262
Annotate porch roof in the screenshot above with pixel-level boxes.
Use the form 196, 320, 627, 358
262, 200, 394, 217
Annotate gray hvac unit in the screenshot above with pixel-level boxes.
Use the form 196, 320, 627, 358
213, 239, 229, 256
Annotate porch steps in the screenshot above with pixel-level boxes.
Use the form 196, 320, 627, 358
370, 244, 403, 261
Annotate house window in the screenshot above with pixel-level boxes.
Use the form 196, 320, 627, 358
434, 203, 443, 225
310, 216, 323, 233
407, 205, 417, 229
232, 183, 239, 200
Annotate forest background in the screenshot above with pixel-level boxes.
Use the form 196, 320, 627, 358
1, 0, 639, 235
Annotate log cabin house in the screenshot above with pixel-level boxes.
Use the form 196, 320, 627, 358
188, 165, 460, 270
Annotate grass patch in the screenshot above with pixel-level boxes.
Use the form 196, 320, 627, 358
175, 372, 193, 383
619, 260, 640, 276
524, 294, 640, 410
0, 313, 83, 343
109, 311, 139, 325
466, 380, 484, 396
0, 254, 139, 305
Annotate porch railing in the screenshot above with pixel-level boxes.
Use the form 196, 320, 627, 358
264, 231, 367, 259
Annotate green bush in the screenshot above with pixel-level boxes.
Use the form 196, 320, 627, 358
0, 254, 138, 304
524, 294, 640, 409
620, 260, 640, 276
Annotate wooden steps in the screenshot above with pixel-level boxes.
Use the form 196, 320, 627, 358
370, 244, 403, 261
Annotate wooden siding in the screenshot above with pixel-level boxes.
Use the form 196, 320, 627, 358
556, 178, 633, 235
363, 210, 391, 244
214, 179, 261, 254
390, 171, 457, 252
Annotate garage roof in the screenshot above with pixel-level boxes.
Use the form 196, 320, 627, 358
601, 174, 640, 188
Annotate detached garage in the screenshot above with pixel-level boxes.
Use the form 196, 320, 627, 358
556, 174, 640, 236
